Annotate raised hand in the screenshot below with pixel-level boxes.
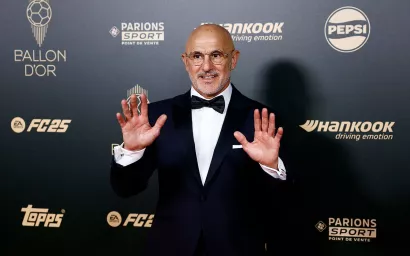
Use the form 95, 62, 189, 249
233, 108, 283, 169
116, 94, 167, 151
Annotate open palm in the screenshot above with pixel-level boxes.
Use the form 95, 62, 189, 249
234, 108, 283, 169
116, 94, 167, 151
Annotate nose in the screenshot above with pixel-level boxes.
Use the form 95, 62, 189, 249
201, 55, 213, 72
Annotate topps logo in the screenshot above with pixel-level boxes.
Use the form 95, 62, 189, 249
21, 204, 64, 228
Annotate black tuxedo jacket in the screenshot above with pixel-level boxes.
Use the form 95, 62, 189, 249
110, 85, 288, 256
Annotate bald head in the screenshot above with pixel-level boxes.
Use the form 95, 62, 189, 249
185, 24, 235, 53
181, 24, 240, 99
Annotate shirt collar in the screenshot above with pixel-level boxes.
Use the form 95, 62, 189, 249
190, 83, 232, 114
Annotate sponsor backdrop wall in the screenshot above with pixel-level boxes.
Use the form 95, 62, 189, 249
2, 0, 409, 255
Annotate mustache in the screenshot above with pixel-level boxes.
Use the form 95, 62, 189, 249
196, 70, 219, 78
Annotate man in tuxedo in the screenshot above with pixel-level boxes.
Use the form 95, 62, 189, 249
111, 24, 288, 256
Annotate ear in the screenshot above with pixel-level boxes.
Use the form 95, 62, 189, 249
230, 50, 240, 70
181, 54, 189, 72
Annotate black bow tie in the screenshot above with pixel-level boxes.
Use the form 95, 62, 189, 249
191, 95, 225, 114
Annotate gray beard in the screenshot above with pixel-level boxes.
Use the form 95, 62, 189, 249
190, 74, 230, 97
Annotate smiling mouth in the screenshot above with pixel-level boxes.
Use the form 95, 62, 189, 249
199, 74, 218, 80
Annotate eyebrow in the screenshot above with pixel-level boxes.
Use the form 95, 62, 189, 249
190, 49, 224, 53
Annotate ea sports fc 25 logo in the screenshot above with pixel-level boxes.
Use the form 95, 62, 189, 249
325, 6, 370, 53
107, 211, 154, 228
11, 117, 71, 133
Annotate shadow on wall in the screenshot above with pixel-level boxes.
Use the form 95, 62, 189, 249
259, 60, 374, 256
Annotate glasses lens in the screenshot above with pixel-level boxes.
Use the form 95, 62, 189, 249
211, 51, 224, 64
190, 52, 203, 65
187, 51, 229, 65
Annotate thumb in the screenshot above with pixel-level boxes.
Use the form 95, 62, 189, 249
152, 114, 167, 133
234, 131, 249, 147
275, 127, 284, 143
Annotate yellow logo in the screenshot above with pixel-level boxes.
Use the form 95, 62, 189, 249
300, 120, 394, 141
11, 117, 26, 133
11, 117, 71, 133
107, 211, 122, 227
107, 211, 154, 228
21, 204, 64, 228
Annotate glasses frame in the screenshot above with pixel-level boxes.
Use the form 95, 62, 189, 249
183, 49, 236, 66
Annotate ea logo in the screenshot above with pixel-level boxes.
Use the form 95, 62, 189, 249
11, 117, 26, 133
325, 6, 370, 53
107, 211, 122, 227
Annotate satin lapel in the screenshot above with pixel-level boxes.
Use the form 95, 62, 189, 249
204, 86, 251, 186
172, 90, 203, 187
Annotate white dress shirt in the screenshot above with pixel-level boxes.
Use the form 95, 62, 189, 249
113, 84, 286, 184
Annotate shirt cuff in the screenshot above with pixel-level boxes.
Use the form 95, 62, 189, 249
259, 157, 286, 180
113, 142, 146, 167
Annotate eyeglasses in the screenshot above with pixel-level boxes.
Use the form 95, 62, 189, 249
183, 49, 235, 66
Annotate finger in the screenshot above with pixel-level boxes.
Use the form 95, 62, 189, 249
140, 93, 148, 118
268, 113, 276, 137
254, 109, 261, 132
261, 108, 269, 132
121, 99, 132, 120
234, 131, 249, 147
129, 94, 138, 117
152, 114, 167, 134
274, 127, 284, 143
116, 113, 126, 128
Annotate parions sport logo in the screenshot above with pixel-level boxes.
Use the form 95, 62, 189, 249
325, 6, 370, 52
199, 22, 284, 43
109, 22, 165, 46
300, 120, 394, 141
107, 211, 154, 228
14, 0, 67, 77
316, 217, 377, 243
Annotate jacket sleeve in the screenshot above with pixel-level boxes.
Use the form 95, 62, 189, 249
110, 141, 157, 198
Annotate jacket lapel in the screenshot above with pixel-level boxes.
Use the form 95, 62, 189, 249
171, 90, 203, 187
204, 86, 251, 186
171, 85, 252, 188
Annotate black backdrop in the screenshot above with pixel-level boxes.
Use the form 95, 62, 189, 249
2, 0, 410, 255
